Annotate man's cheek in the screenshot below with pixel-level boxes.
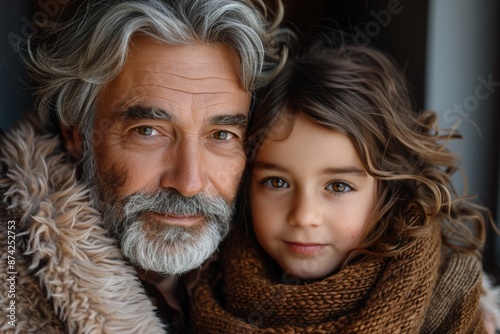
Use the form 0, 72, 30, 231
217, 159, 245, 201
98, 151, 151, 198
97, 163, 129, 201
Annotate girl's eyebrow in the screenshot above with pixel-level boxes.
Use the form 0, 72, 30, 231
253, 162, 367, 176
321, 167, 367, 176
252, 161, 288, 172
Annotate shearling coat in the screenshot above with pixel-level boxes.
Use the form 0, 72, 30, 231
0, 120, 166, 333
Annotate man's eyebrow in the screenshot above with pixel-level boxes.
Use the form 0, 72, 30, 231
119, 105, 174, 121
209, 114, 248, 129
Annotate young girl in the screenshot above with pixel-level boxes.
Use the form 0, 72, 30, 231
188, 30, 498, 333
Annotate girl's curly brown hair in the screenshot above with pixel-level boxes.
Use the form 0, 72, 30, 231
240, 28, 491, 266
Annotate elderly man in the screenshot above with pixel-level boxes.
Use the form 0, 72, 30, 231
0, 0, 288, 332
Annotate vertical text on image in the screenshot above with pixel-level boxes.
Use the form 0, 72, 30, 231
6, 220, 17, 327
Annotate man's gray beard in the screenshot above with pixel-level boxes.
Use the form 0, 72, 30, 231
104, 190, 233, 276
80, 134, 233, 275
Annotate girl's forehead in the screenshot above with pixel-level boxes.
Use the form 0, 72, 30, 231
265, 112, 295, 140
259, 112, 347, 151
264, 110, 340, 142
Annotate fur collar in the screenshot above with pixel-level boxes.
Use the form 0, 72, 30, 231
0, 120, 166, 333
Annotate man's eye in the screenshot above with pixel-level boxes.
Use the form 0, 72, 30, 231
326, 182, 352, 193
211, 131, 234, 140
263, 177, 289, 189
135, 126, 157, 136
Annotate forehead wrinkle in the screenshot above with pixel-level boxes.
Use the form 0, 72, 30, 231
122, 56, 237, 72
122, 68, 239, 81
201, 98, 249, 109
124, 83, 241, 96
150, 70, 240, 83
118, 69, 243, 92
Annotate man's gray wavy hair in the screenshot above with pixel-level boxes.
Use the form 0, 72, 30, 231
21, 0, 288, 128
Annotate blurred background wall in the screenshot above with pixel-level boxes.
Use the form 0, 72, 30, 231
0, 1, 32, 132
1, 0, 499, 279
425, 0, 500, 278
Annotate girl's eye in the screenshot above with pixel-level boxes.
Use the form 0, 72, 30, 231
326, 182, 352, 193
135, 126, 158, 136
264, 177, 289, 189
211, 131, 234, 141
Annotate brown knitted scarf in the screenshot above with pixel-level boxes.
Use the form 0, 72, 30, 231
190, 222, 486, 333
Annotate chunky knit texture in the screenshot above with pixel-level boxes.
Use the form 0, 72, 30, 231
190, 224, 486, 333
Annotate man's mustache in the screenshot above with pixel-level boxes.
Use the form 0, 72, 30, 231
121, 189, 233, 222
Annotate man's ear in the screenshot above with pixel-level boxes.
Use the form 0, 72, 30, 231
60, 125, 84, 161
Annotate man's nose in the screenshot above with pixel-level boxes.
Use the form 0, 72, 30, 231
160, 138, 207, 197
287, 189, 322, 228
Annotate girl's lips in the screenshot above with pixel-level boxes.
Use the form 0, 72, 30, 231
285, 242, 326, 255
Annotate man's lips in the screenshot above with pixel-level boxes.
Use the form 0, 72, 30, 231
285, 242, 327, 255
149, 212, 203, 227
